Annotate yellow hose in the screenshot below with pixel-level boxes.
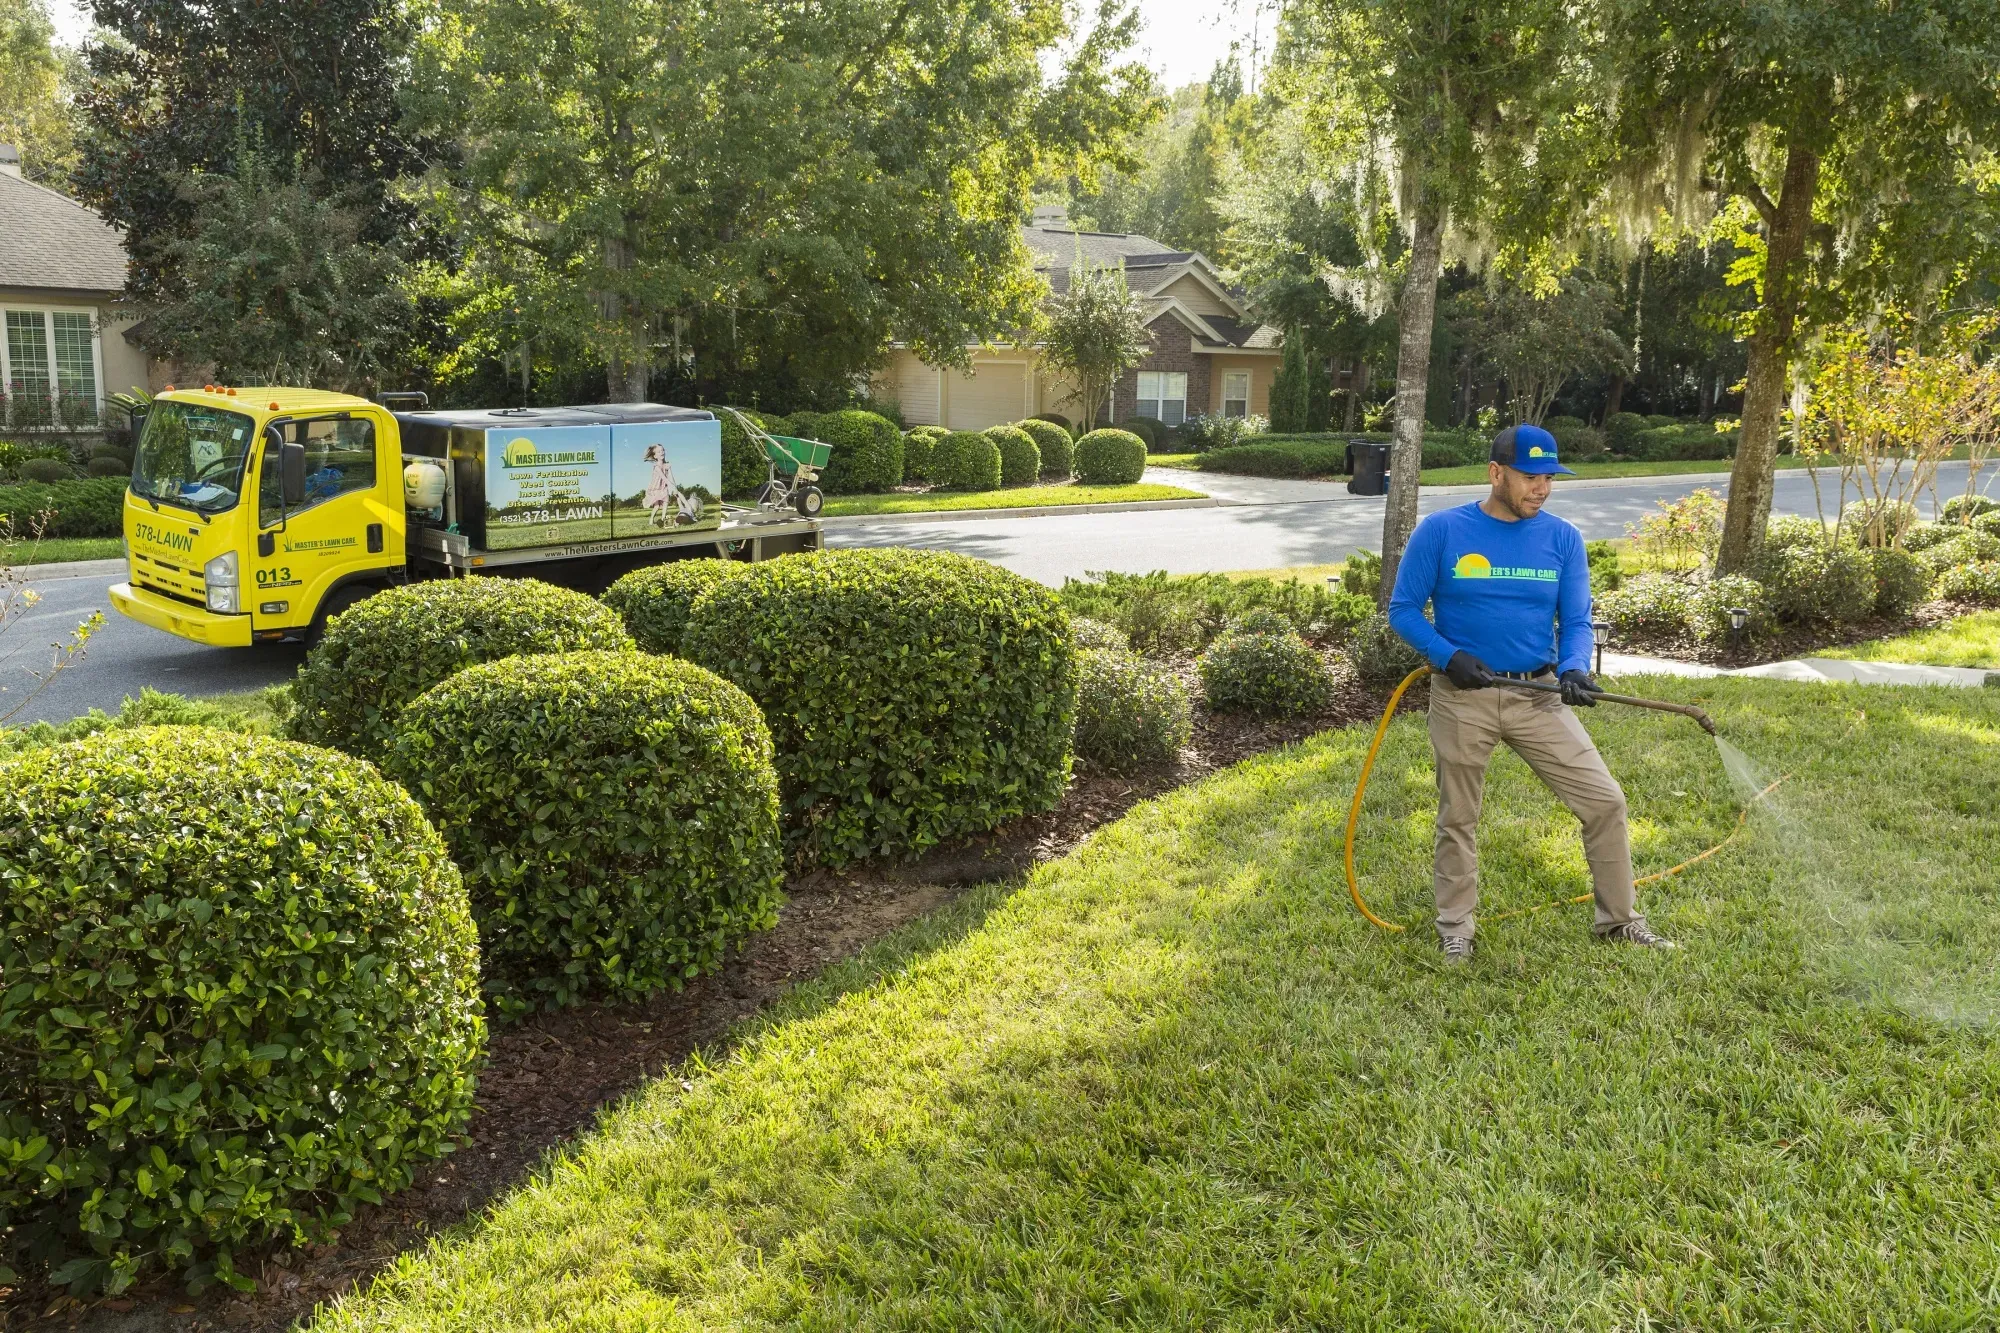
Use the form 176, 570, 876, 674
1342, 665, 1789, 932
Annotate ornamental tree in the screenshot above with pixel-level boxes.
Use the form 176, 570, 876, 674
1037, 260, 1153, 431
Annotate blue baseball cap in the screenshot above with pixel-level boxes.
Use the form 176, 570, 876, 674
1490, 424, 1573, 475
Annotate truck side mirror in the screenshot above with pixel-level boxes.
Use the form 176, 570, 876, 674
280, 438, 307, 507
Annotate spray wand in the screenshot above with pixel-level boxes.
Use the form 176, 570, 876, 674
1489, 674, 1718, 735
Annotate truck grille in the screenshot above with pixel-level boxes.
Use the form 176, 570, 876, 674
132, 551, 206, 608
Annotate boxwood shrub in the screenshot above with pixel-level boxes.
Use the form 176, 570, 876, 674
1071, 615, 1130, 651
1973, 510, 2000, 539
1689, 574, 1773, 642
929, 430, 1002, 491
681, 549, 1077, 865
808, 409, 903, 494
1347, 612, 1426, 686
1073, 646, 1192, 772
1604, 412, 1647, 452
985, 425, 1042, 487
388, 652, 782, 1009
1596, 573, 1696, 639
1935, 560, 2000, 603
287, 577, 633, 762
0, 477, 128, 538
0, 728, 484, 1295
1755, 540, 1876, 625
1117, 416, 1163, 451
1197, 441, 1346, 478
1918, 530, 2000, 576
1199, 622, 1334, 715
902, 427, 945, 482
1939, 494, 1997, 525
1868, 546, 1930, 617
1075, 428, 1148, 485
1015, 418, 1073, 478
602, 558, 750, 654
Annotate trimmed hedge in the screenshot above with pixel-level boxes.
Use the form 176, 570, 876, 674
1603, 412, 1647, 452
1198, 622, 1334, 715
929, 431, 1002, 491
388, 652, 782, 1009
1073, 646, 1192, 772
1196, 441, 1346, 478
1597, 573, 1696, 639
0, 476, 128, 538
985, 425, 1041, 487
287, 577, 634, 762
0, 728, 483, 1294
901, 428, 942, 483
1935, 561, 2000, 603
602, 557, 750, 654
1868, 547, 1930, 617
1918, 530, 2000, 575
1629, 424, 1737, 461
804, 409, 903, 494
715, 407, 774, 499
1755, 541, 1876, 625
681, 549, 1077, 865
1117, 416, 1163, 450
1074, 429, 1147, 485
1015, 418, 1073, 478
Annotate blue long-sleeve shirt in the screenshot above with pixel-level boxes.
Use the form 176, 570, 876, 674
1386, 502, 1595, 675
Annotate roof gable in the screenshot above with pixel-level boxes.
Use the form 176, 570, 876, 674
0, 173, 129, 295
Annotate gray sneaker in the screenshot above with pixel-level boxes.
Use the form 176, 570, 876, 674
1602, 919, 1678, 950
1439, 935, 1474, 965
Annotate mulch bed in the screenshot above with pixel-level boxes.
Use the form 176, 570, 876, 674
5, 664, 1390, 1333
1607, 597, 1991, 669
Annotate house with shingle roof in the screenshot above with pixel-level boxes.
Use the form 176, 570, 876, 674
0, 144, 155, 432
873, 205, 1282, 431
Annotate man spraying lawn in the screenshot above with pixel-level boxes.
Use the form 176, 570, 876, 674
1386, 424, 1677, 963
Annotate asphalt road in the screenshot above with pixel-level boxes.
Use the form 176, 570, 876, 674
8, 462, 1993, 725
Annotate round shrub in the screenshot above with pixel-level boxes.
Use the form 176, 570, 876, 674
1016, 418, 1074, 478
1755, 541, 1876, 625
1903, 522, 1961, 553
602, 558, 750, 654
85, 454, 130, 478
287, 577, 634, 762
1603, 411, 1647, 452
1919, 530, 2000, 576
1940, 494, 1997, 525
1117, 416, 1162, 450
1347, 612, 1425, 685
16, 456, 72, 483
89, 441, 132, 463
1689, 574, 1773, 643
1033, 412, 1071, 432
1761, 514, 1834, 554
986, 425, 1042, 487
1074, 646, 1192, 772
1868, 546, 1930, 617
811, 409, 904, 494
1973, 509, 2000, 540
1596, 573, 1696, 639
0, 728, 483, 1294
1935, 561, 2000, 604
1072, 615, 1130, 651
901, 429, 937, 482
1549, 423, 1609, 464
681, 549, 1077, 865
1074, 428, 1148, 485
1199, 624, 1334, 715
388, 652, 782, 1009
1841, 498, 1920, 546
1230, 607, 1297, 637
929, 430, 1003, 491
715, 406, 775, 499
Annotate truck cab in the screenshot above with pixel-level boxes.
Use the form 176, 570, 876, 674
112, 386, 406, 645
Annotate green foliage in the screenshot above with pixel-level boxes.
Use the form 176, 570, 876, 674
1940, 494, 1997, 524
1341, 548, 1382, 599
1603, 412, 1647, 452
1902, 522, 1963, 553
1761, 514, 1833, 554
1585, 539, 1623, 594
1073, 646, 1192, 772
1074, 429, 1147, 485
716, 408, 775, 499
601, 558, 751, 654
0, 685, 289, 759
287, 577, 633, 762
1445, 275, 1631, 425
681, 550, 1077, 865
85, 455, 129, 478
985, 426, 1042, 487
1596, 573, 1696, 640
1548, 422, 1609, 463
1014, 419, 1073, 478
1117, 416, 1162, 450
1842, 499, 1921, 548
388, 652, 782, 1009
0, 478, 128, 538
1868, 547, 1931, 617
1070, 616, 1129, 651
1972, 510, 2000, 540
1180, 414, 1267, 453
0, 728, 484, 1294
0, 0, 76, 186
928, 431, 1003, 491
808, 410, 903, 494
1059, 570, 1372, 655
1419, 430, 1487, 468
1346, 611, 1425, 684
16, 456, 72, 483
1689, 574, 1772, 643
900, 430, 937, 483
1196, 440, 1346, 478
1917, 531, 2000, 576
1934, 561, 2000, 604
1628, 424, 1736, 462
1755, 542, 1877, 626
1038, 263, 1154, 432
1197, 623, 1334, 716
1269, 333, 1336, 433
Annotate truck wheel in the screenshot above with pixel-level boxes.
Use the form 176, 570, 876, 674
304, 584, 376, 649
794, 486, 823, 518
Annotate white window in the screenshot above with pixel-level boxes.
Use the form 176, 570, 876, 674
1222, 371, 1250, 418
1136, 370, 1187, 426
2, 306, 102, 428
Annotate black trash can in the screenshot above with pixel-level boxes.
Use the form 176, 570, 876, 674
1347, 440, 1390, 496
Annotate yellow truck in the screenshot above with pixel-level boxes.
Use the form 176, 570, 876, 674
112, 386, 822, 646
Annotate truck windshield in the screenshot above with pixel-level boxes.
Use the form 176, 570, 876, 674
131, 401, 259, 514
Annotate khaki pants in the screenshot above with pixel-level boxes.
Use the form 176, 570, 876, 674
1427, 675, 1637, 939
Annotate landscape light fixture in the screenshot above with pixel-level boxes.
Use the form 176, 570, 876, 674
1590, 614, 1610, 675
1727, 606, 1750, 632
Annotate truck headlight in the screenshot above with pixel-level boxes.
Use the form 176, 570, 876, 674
204, 550, 240, 614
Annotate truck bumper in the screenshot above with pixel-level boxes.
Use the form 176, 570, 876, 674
109, 582, 255, 648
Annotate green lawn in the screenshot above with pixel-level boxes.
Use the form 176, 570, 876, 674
820, 481, 1203, 516
1820, 609, 2000, 668
317, 677, 2000, 1329
0, 536, 123, 565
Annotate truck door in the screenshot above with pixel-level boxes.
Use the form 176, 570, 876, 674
251, 411, 401, 634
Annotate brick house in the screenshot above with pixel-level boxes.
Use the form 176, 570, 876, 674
873, 206, 1282, 431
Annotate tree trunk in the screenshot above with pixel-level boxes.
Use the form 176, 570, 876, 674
1377, 194, 1445, 609
1603, 374, 1623, 421
1343, 362, 1357, 432
602, 233, 649, 403
1716, 144, 1821, 574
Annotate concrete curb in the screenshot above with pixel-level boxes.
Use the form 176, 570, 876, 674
821, 496, 1220, 525
14, 557, 124, 583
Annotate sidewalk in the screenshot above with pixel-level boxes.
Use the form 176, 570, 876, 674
1601, 649, 1997, 690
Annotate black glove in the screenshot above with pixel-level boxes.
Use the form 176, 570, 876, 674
1560, 669, 1600, 706
1444, 651, 1496, 690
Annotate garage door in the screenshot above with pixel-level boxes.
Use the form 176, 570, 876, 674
946, 362, 1027, 430
879, 355, 941, 425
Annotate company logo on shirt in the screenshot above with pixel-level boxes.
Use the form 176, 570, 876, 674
1453, 552, 1558, 581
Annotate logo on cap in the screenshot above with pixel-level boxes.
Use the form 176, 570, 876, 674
1528, 446, 1548, 458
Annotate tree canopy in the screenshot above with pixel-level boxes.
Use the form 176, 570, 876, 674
0, 0, 77, 186
1037, 260, 1154, 432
